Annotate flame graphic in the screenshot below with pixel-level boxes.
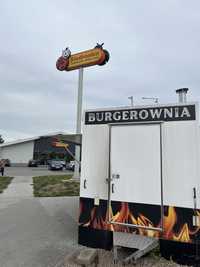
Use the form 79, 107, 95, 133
163, 207, 177, 239
80, 201, 200, 243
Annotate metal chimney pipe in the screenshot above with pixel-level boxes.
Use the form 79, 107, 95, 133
176, 88, 189, 103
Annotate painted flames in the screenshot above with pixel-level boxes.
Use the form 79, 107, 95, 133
79, 202, 200, 243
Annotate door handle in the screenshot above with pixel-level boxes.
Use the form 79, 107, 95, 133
83, 179, 87, 189
111, 183, 115, 193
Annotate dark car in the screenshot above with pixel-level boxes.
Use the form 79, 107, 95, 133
4, 159, 11, 167
28, 160, 38, 167
48, 160, 63, 171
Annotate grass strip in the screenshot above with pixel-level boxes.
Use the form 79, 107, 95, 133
0, 176, 13, 193
32, 175, 79, 197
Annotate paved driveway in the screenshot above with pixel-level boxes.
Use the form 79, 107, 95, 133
5, 166, 74, 177
0, 173, 79, 267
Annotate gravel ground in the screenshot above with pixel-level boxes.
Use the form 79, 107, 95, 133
62, 249, 189, 267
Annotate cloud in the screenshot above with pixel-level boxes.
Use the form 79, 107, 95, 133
0, 0, 200, 141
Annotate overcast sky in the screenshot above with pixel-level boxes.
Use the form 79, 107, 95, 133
0, 0, 200, 141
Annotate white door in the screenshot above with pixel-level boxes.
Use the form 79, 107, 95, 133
110, 123, 162, 208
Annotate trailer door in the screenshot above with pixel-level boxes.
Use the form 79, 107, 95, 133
108, 123, 163, 231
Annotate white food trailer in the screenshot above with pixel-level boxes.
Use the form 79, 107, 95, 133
78, 89, 200, 265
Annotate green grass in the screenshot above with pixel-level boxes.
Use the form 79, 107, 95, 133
32, 175, 80, 197
0, 176, 13, 193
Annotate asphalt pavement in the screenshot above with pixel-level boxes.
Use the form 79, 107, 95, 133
4, 166, 73, 177
0, 168, 79, 267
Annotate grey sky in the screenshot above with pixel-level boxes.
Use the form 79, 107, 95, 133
0, 0, 200, 141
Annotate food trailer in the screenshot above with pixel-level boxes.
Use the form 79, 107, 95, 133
78, 89, 200, 265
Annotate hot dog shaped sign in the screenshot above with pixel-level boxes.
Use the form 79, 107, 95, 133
56, 43, 110, 71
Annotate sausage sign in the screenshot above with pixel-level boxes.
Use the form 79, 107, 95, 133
56, 43, 110, 71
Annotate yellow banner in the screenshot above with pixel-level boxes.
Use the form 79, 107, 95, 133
67, 48, 105, 71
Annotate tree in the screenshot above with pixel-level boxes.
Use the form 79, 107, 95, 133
0, 135, 4, 144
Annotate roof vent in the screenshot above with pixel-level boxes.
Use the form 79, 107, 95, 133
176, 88, 189, 103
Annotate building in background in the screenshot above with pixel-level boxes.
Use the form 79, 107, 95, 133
0, 132, 81, 166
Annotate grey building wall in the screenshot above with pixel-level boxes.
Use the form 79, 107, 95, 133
0, 141, 34, 166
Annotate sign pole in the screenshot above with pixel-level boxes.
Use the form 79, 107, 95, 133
73, 68, 84, 179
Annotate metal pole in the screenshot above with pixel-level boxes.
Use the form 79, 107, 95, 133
128, 96, 133, 107
73, 68, 83, 179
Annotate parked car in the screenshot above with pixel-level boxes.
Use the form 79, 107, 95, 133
48, 160, 63, 171
47, 159, 52, 165
4, 159, 11, 167
37, 159, 46, 165
28, 160, 38, 167
66, 160, 75, 171
59, 160, 66, 168
47, 159, 65, 166
66, 161, 81, 171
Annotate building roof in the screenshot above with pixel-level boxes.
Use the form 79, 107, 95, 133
0, 132, 81, 148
